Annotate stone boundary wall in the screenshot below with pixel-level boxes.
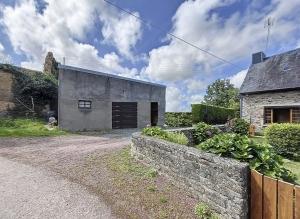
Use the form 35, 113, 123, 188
131, 132, 250, 219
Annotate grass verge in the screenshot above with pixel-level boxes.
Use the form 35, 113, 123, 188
0, 117, 69, 137
72, 148, 198, 218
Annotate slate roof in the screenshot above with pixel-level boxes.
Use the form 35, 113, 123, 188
239, 48, 300, 94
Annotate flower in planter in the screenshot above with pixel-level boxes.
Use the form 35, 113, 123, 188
218, 129, 223, 133
206, 131, 212, 136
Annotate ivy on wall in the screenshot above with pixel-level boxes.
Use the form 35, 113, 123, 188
0, 64, 58, 116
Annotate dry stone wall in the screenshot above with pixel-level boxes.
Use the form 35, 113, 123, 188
131, 132, 250, 219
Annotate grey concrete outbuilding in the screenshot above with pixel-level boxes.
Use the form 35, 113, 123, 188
58, 65, 166, 131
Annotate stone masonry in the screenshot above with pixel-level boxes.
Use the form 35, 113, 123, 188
131, 132, 250, 219
241, 90, 300, 131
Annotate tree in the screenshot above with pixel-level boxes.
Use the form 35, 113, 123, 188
203, 79, 239, 110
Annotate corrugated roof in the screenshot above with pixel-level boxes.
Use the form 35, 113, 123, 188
239, 48, 300, 94
58, 64, 166, 88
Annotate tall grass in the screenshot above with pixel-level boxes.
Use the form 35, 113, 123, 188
0, 117, 69, 137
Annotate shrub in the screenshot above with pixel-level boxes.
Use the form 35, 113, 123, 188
193, 122, 222, 144
265, 123, 300, 157
141, 126, 189, 146
191, 104, 235, 124
225, 118, 249, 135
197, 133, 298, 183
165, 112, 192, 127
255, 132, 264, 136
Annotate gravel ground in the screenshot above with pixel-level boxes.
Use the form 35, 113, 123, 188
0, 156, 115, 219
0, 129, 140, 219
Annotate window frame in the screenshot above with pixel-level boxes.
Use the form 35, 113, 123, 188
264, 106, 300, 124
78, 100, 92, 109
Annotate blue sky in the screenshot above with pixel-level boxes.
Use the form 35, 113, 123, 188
0, 0, 300, 111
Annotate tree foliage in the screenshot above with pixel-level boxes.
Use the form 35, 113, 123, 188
203, 79, 239, 110
0, 64, 58, 116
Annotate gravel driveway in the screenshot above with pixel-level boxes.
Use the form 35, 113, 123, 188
0, 129, 140, 219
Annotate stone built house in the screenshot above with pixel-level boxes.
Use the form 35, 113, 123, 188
58, 65, 166, 131
239, 48, 300, 131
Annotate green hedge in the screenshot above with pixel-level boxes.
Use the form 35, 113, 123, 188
191, 104, 235, 124
165, 112, 192, 127
265, 123, 300, 156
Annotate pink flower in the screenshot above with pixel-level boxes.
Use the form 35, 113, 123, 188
146, 124, 151, 128
218, 130, 223, 133
206, 131, 212, 136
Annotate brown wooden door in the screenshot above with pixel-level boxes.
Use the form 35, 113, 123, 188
112, 102, 137, 129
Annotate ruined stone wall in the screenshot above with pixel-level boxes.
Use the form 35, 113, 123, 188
0, 69, 13, 111
131, 132, 250, 219
241, 90, 300, 131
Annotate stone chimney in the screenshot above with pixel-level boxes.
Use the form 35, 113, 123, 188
252, 51, 266, 64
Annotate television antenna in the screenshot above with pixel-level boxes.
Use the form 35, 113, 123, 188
264, 17, 275, 55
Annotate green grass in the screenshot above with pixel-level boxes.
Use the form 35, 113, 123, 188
0, 117, 69, 137
249, 136, 266, 143
283, 159, 300, 184
249, 136, 300, 184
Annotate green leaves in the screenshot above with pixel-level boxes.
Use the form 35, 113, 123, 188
141, 126, 189, 146
265, 123, 300, 157
197, 133, 298, 184
203, 79, 239, 110
165, 112, 192, 127
0, 64, 58, 116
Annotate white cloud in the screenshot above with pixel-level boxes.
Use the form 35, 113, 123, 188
228, 69, 248, 88
166, 85, 189, 112
0, 0, 142, 74
0, 43, 4, 52
142, 0, 300, 83
0, 42, 12, 64
190, 94, 204, 104
99, 8, 143, 61
185, 79, 207, 94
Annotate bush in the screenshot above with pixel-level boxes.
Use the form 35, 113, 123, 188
193, 122, 222, 144
191, 104, 235, 124
165, 112, 192, 127
225, 118, 249, 135
265, 123, 300, 157
141, 126, 189, 146
255, 132, 264, 136
197, 133, 298, 184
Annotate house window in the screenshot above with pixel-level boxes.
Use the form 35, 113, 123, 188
264, 107, 300, 124
78, 100, 91, 109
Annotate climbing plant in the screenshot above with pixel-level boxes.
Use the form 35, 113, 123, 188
0, 64, 58, 116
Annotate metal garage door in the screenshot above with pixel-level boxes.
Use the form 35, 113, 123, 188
112, 102, 137, 129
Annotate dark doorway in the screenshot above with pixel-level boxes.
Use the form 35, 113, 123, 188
112, 102, 137, 129
273, 109, 290, 123
151, 102, 158, 126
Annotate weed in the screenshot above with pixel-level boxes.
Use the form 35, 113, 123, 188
147, 185, 156, 192
159, 211, 167, 218
194, 202, 220, 219
159, 196, 167, 203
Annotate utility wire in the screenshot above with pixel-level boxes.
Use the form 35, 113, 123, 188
104, 0, 245, 70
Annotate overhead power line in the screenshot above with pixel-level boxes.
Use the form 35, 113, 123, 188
104, 0, 245, 70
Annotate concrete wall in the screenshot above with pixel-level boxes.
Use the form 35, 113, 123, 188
241, 90, 300, 131
131, 132, 250, 219
58, 66, 166, 131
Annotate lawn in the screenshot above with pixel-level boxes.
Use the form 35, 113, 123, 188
0, 117, 69, 137
249, 136, 300, 184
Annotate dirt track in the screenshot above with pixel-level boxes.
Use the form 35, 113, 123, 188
0, 131, 136, 219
